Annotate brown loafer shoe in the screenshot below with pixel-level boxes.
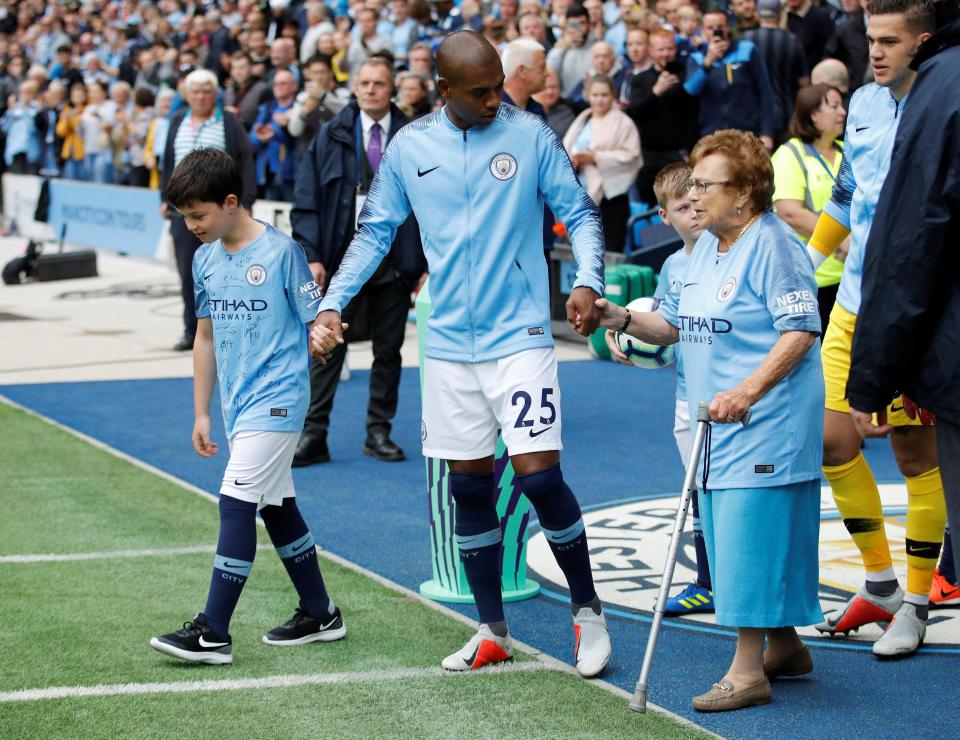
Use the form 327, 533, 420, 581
763, 645, 813, 679
692, 677, 772, 713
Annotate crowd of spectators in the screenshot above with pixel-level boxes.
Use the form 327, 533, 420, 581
0, 0, 873, 250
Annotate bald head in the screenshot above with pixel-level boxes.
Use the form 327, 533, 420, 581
811, 58, 849, 93
436, 30, 502, 85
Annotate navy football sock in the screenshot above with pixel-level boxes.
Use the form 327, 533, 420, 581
518, 465, 597, 606
203, 495, 259, 637
691, 488, 712, 590
941, 526, 956, 585
450, 471, 505, 625
260, 498, 333, 618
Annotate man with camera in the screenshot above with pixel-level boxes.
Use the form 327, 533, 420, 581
547, 4, 594, 97
626, 28, 698, 204
683, 10, 776, 150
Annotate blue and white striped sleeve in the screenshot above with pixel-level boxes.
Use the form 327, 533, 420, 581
822, 123, 856, 229
317, 136, 413, 314
534, 120, 605, 296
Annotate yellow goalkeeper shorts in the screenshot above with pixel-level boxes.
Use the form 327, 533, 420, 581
821, 303, 921, 426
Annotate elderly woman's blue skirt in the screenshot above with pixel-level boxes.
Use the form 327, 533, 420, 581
699, 480, 824, 628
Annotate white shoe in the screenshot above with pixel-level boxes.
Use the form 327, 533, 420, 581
873, 602, 926, 658
573, 606, 611, 677
441, 624, 513, 671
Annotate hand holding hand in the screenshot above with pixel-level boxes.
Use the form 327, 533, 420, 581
565, 286, 601, 336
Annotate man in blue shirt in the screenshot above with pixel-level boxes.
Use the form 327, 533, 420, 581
313, 31, 612, 678
684, 10, 776, 150
149, 149, 345, 665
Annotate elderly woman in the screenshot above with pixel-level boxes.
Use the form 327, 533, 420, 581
562, 74, 640, 252
772, 84, 847, 330
596, 130, 824, 712
160, 68, 256, 352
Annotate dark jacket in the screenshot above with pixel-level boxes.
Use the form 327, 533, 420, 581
160, 107, 257, 210
847, 19, 960, 422
825, 12, 870, 91
627, 64, 698, 152
684, 39, 776, 138
223, 79, 271, 129
290, 101, 426, 288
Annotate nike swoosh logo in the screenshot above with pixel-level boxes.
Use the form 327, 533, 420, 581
855, 126, 870, 132
318, 615, 340, 630
203, 273, 214, 280
293, 539, 312, 553
682, 282, 699, 287
234, 479, 252, 486
198, 636, 229, 648
417, 165, 441, 177
529, 427, 552, 438
465, 645, 480, 667
890, 404, 903, 412
940, 586, 960, 599
222, 561, 245, 569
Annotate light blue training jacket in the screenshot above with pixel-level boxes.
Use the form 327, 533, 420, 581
822, 82, 907, 316
317, 104, 605, 363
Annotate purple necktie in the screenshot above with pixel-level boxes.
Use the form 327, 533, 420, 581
367, 122, 382, 173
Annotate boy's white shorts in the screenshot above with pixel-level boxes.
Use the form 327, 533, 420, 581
673, 398, 693, 466
220, 430, 299, 509
421, 347, 563, 460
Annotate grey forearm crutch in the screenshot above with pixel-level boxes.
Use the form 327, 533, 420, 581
629, 402, 750, 713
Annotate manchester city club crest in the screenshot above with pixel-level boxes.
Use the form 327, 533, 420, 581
489, 152, 518, 181
717, 277, 737, 302
246, 264, 267, 286
526, 484, 960, 649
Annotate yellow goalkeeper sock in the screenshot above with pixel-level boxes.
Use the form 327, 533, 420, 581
824, 453, 892, 574
905, 467, 947, 600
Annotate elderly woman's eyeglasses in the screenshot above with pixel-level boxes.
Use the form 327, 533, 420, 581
685, 178, 730, 193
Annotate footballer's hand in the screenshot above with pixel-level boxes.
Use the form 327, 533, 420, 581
850, 407, 892, 438
192, 416, 219, 457
709, 387, 753, 424
566, 286, 601, 336
605, 328, 632, 366
902, 395, 935, 425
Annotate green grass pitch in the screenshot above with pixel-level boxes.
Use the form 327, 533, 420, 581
0, 402, 704, 739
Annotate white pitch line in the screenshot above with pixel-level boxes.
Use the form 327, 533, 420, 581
0, 662, 549, 703
0, 544, 272, 564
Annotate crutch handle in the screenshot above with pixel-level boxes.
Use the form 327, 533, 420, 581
697, 402, 752, 426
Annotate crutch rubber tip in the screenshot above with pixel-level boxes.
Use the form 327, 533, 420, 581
628, 687, 648, 714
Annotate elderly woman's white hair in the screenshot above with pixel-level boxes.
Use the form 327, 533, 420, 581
184, 68, 219, 92
501, 38, 544, 79
155, 86, 176, 103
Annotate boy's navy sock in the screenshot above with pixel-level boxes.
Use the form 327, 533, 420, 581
203, 495, 259, 637
450, 471, 505, 625
691, 488, 712, 590
260, 497, 333, 618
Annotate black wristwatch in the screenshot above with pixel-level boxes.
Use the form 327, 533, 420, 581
619, 309, 632, 333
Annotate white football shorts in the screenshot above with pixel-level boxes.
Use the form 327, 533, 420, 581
673, 397, 693, 466
220, 430, 299, 509
421, 347, 563, 460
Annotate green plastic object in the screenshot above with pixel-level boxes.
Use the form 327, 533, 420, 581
617, 264, 657, 301
415, 279, 541, 604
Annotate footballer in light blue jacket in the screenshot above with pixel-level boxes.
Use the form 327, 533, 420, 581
317, 70, 605, 363
313, 33, 613, 678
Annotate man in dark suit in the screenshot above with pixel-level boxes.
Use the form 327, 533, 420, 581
291, 57, 426, 465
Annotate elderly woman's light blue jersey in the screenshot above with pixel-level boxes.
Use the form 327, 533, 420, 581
317, 104, 606, 363
193, 222, 321, 438
654, 248, 689, 401
658, 212, 824, 489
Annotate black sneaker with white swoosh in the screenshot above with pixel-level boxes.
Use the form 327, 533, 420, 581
262, 605, 347, 646
149, 613, 233, 665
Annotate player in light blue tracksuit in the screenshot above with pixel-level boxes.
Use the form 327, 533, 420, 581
311, 31, 613, 677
